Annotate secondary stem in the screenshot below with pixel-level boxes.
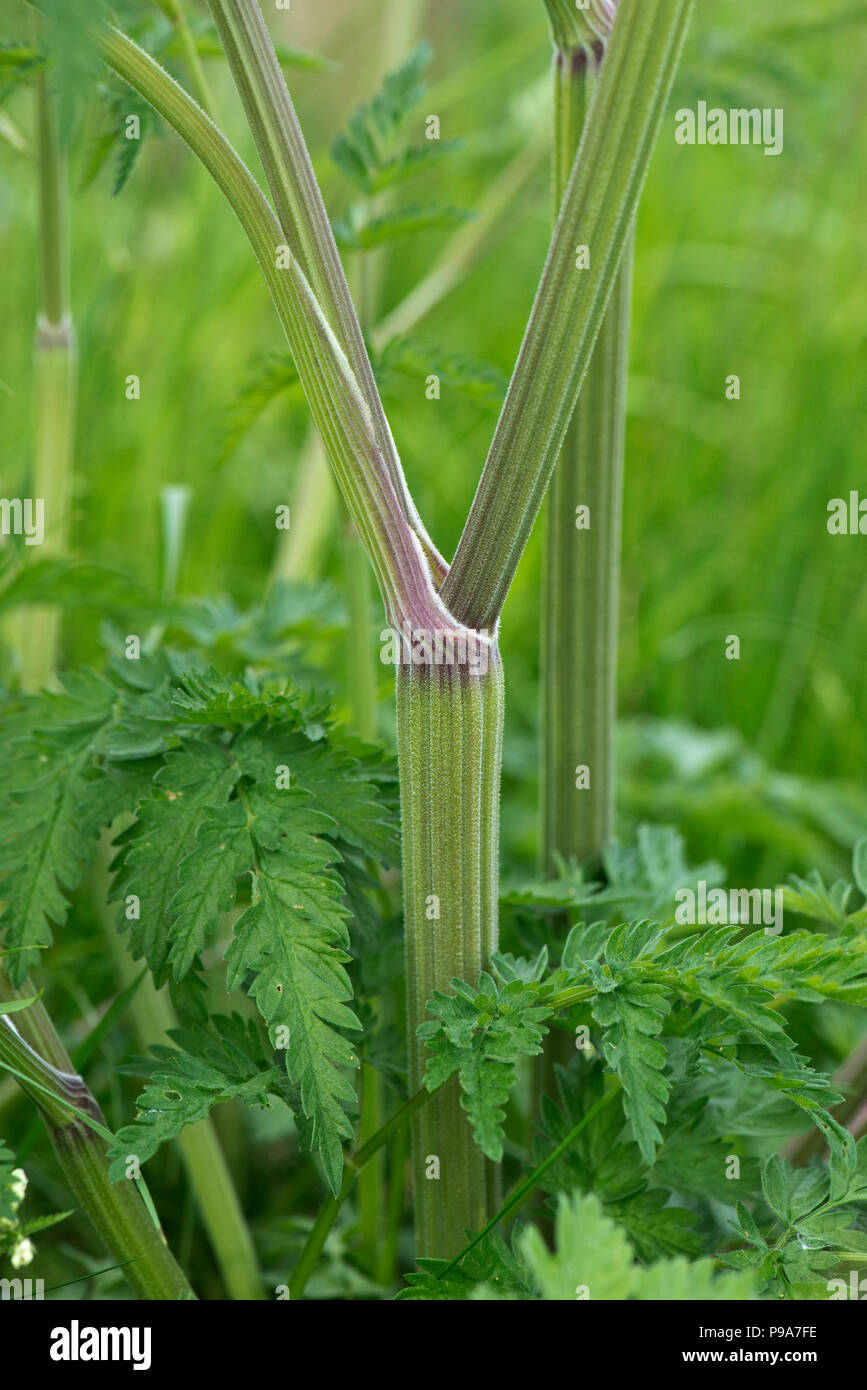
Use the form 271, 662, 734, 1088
156, 0, 220, 117
289, 1085, 430, 1299
540, 6, 633, 873
19, 58, 77, 691
783, 1035, 867, 1164
442, 0, 694, 631
101, 895, 264, 1299
0, 973, 193, 1300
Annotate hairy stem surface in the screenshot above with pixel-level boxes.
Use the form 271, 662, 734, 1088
0, 975, 192, 1300
540, 5, 633, 871
397, 654, 504, 1257
443, 0, 694, 630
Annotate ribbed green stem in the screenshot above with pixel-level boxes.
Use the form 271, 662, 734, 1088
349, 0, 429, 1253
206, 0, 445, 579
443, 0, 694, 631
19, 62, 77, 691
48, 1122, 193, 1299
0, 977, 193, 1300
540, 18, 633, 870
397, 655, 504, 1258
541, 257, 631, 866
336, 500, 382, 1259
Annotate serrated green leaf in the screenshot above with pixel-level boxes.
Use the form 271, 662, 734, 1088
217, 350, 300, 463
166, 800, 248, 979
113, 740, 239, 981
421, 976, 554, 1161
522, 1191, 635, 1300
107, 1014, 281, 1175
376, 335, 508, 408
331, 41, 445, 195
593, 977, 670, 1165
226, 830, 359, 1194
0, 671, 120, 983
333, 202, 474, 252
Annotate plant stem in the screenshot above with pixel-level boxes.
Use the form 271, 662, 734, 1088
108, 937, 264, 1299
94, 826, 263, 1298
19, 59, 77, 692
540, 3, 633, 873
156, 0, 220, 117
784, 1035, 867, 1165
206, 0, 444, 577
541, 257, 631, 866
397, 653, 505, 1258
442, 0, 694, 631
289, 1085, 431, 1300
101, 23, 444, 631
272, 134, 543, 590
0, 974, 193, 1299
347, 0, 430, 1252
440, 1083, 617, 1278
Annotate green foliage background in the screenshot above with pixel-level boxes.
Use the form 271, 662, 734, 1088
1, 0, 866, 1300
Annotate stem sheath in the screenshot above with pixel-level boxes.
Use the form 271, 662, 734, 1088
397, 654, 504, 1258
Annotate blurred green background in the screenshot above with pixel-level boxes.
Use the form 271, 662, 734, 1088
2, 0, 866, 878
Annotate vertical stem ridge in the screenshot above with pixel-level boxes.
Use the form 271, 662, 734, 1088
541, 252, 632, 867
540, 13, 633, 872
398, 655, 504, 1257
20, 61, 77, 691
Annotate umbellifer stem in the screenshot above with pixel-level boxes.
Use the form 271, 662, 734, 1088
540, 1, 633, 871
397, 650, 504, 1258
19, 56, 77, 691
99, 880, 263, 1300
0, 975, 193, 1300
